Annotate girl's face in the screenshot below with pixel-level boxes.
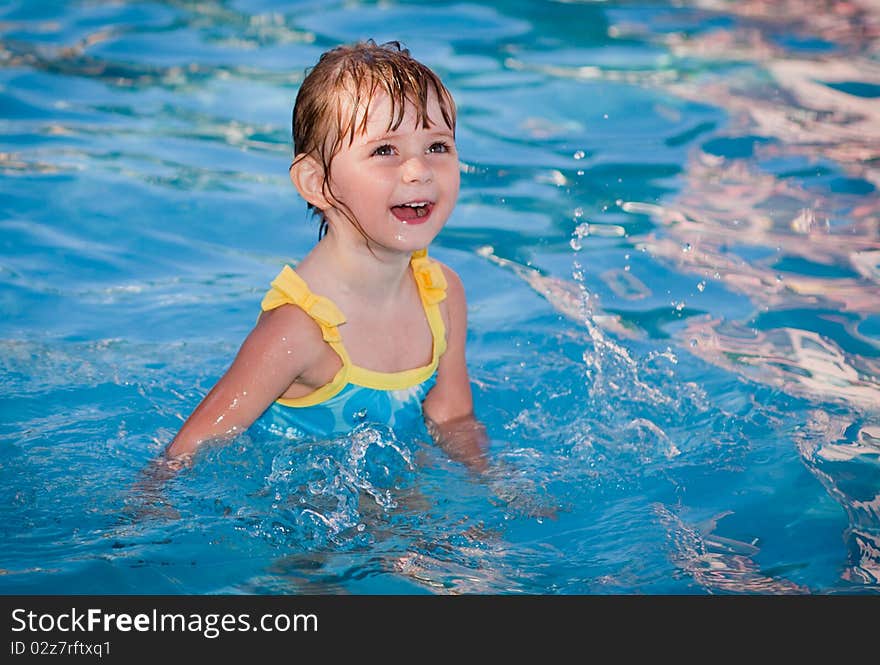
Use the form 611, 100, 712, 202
323, 88, 459, 255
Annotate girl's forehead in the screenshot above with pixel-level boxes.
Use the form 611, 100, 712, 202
346, 87, 450, 138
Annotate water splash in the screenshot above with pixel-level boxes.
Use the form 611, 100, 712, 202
255, 424, 417, 551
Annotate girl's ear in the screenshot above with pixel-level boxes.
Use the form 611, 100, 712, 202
289, 155, 330, 209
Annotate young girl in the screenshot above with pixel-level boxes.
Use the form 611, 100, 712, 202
165, 40, 487, 472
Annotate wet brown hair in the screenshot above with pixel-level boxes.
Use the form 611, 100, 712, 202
291, 39, 457, 241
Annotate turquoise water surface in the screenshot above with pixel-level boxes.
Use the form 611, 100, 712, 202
2, 0, 879, 594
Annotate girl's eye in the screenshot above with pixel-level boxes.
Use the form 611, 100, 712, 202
372, 144, 395, 157
428, 141, 451, 154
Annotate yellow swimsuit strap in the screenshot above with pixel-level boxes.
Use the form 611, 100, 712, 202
260, 249, 448, 406
260, 264, 351, 406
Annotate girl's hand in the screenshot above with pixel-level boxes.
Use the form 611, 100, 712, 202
426, 413, 489, 473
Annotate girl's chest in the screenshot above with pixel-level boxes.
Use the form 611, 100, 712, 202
339, 301, 435, 373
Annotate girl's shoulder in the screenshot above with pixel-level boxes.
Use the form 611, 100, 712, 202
424, 259, 467, 341
431, 259, 466, 307
255, 299, 331, 364
256, 263, 344, 364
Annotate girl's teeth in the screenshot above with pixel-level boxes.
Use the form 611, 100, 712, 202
391, 202, 431, 221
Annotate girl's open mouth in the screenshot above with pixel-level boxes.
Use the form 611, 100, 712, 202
391, 201, 434, 224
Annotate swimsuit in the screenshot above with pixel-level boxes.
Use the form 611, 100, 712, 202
254, 249, 447, 440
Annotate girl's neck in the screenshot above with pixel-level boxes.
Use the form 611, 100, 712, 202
303, 231, 416, 302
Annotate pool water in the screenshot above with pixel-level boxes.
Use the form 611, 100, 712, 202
1, 0, 879, 595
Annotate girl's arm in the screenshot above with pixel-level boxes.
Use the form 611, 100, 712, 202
421, 264, 489, 473
165, 305, 318, 460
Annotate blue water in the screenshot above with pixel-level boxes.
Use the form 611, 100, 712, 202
2, 0, 879, 595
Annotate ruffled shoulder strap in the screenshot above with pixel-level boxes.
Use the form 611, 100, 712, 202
410, 249, 447, 305
409, 249, 448, 359
260, 265, 346, 343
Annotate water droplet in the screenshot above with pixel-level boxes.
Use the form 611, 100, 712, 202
689, 339, 698, 347
603, 113, 609, 119
682, 243, 692, 253
569, 238, 582, 251
696, 280, 706, 292
573, 149, 585, 160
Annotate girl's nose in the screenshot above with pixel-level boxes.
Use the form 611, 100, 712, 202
402, 155, 432, 183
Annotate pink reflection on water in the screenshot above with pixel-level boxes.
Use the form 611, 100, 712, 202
644, 0, 880, 589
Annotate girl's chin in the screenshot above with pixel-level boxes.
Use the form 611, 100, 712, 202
377, 226, 443, 253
